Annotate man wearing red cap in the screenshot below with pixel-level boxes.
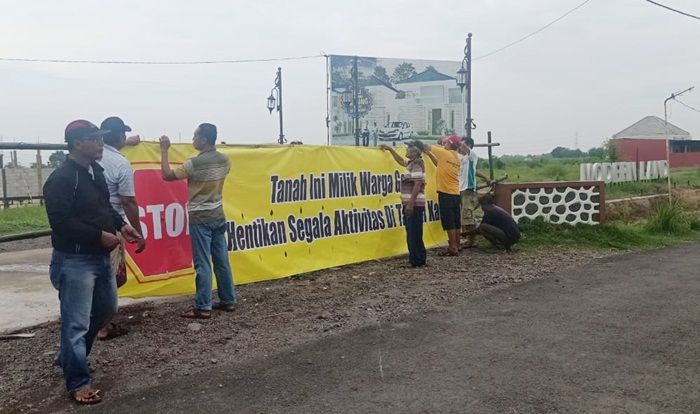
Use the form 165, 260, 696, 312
423, 135, 465, 256
44, 120, 142, 404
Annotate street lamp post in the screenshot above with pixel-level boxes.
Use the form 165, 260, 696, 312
663, 86, 694, 204
456, 33, 474, 142
351, 56, 360, 146
267, 67, 285, 144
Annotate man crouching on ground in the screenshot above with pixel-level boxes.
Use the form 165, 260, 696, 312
465, 194, 520, 251
44, 120, 142, 405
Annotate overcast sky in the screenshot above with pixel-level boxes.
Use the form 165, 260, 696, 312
1, 0, 699, 160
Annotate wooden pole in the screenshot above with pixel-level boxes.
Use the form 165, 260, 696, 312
36, 150, 43, 204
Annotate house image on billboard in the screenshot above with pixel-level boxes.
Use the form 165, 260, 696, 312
331, 67, 466, 141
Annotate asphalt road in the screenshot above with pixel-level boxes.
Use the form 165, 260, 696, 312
93, 243, 699, 414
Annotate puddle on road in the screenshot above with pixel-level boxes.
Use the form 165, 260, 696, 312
0, 264, 48, 273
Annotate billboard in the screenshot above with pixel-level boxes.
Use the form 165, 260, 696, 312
329, 55, 463, 147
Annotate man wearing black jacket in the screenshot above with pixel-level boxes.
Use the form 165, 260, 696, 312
44, 120, 141, 405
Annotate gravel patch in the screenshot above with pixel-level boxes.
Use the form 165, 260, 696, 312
0, 246, 614, 413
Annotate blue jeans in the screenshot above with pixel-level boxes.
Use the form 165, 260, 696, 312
49, 250, 117, 392
404, 206, 427, 267
190, 219, 236, 310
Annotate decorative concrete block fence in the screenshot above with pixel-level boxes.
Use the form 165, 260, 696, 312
494, 181, 605, 225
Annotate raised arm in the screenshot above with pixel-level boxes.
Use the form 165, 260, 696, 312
379, 145, 408, 167
422, 145, 439, 167
159, 135, 179, 181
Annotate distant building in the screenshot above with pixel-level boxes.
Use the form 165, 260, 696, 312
612, 115, 700, 167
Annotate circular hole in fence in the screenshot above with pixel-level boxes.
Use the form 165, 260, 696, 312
529, 188, 541, 194
580, 193, 588, 201
555, 205, 566, 215
592, 213, 600, 222
544, 188, 554, 194
591, 195, 600, 204
539, 196, 550, 205
580, 213, 590, 221
569, 202, 581, 212
565, 214, 577, 223
550, 215, 560, 223
525, 203, 538, 215
553, 195, 562, 203
564, 191, 576, 203
513, 193, 526, 206
513, 208, 523, 215
542, 206, 552, 214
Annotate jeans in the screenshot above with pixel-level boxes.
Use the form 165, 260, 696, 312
190, 219, 236, 310
480, 223, 520, 250
49, 250, 117, 392
404, 206, 426, 267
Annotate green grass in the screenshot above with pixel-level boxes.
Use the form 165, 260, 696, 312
518, 211, 700, 251
482, 157, 700, 200
0, 205, 49, 235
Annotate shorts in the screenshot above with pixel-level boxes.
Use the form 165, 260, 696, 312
438, 191, 461, 231
460, 189, 482, 227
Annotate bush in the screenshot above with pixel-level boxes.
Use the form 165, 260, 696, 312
544, 164, 567, 179
416, 130, 430, 136
646, 203, 690, 235
690, 216, 700, 231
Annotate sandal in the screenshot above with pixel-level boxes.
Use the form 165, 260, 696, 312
212, 302, 236, 312
459, 242, 476, 251
181, 308, 211, 319
97, 322, 129, 341
71, 387, 102, 405
438, 249, 459, 257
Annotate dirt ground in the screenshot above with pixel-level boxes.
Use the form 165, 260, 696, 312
0, 243, 612, 413
0, 236, 51, 254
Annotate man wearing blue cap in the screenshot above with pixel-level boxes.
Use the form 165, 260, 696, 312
95, 116, 146, 341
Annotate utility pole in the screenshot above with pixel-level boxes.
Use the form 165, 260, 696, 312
663, 86, 694, 204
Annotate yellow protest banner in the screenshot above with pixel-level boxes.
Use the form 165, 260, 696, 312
118, 143, 446, 298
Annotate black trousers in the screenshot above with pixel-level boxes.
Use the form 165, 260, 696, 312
404, 206, 426, 266
480, 223, 519, 250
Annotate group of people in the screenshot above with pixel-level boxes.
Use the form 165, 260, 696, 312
44, 118, 235, 404
381, 134, 520, 268
43, 121, 518, 405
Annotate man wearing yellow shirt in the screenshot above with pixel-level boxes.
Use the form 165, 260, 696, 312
424, 135, 464, 256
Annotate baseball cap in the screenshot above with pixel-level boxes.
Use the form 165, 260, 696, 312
100, 116, 132, 135
64, 120, 110, 142
444, 134, 463, 147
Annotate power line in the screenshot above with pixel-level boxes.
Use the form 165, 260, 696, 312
0, 54, 324, 65
474, 0, 594, 61
644, 0, 700, 20
674, 98, 700, 113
